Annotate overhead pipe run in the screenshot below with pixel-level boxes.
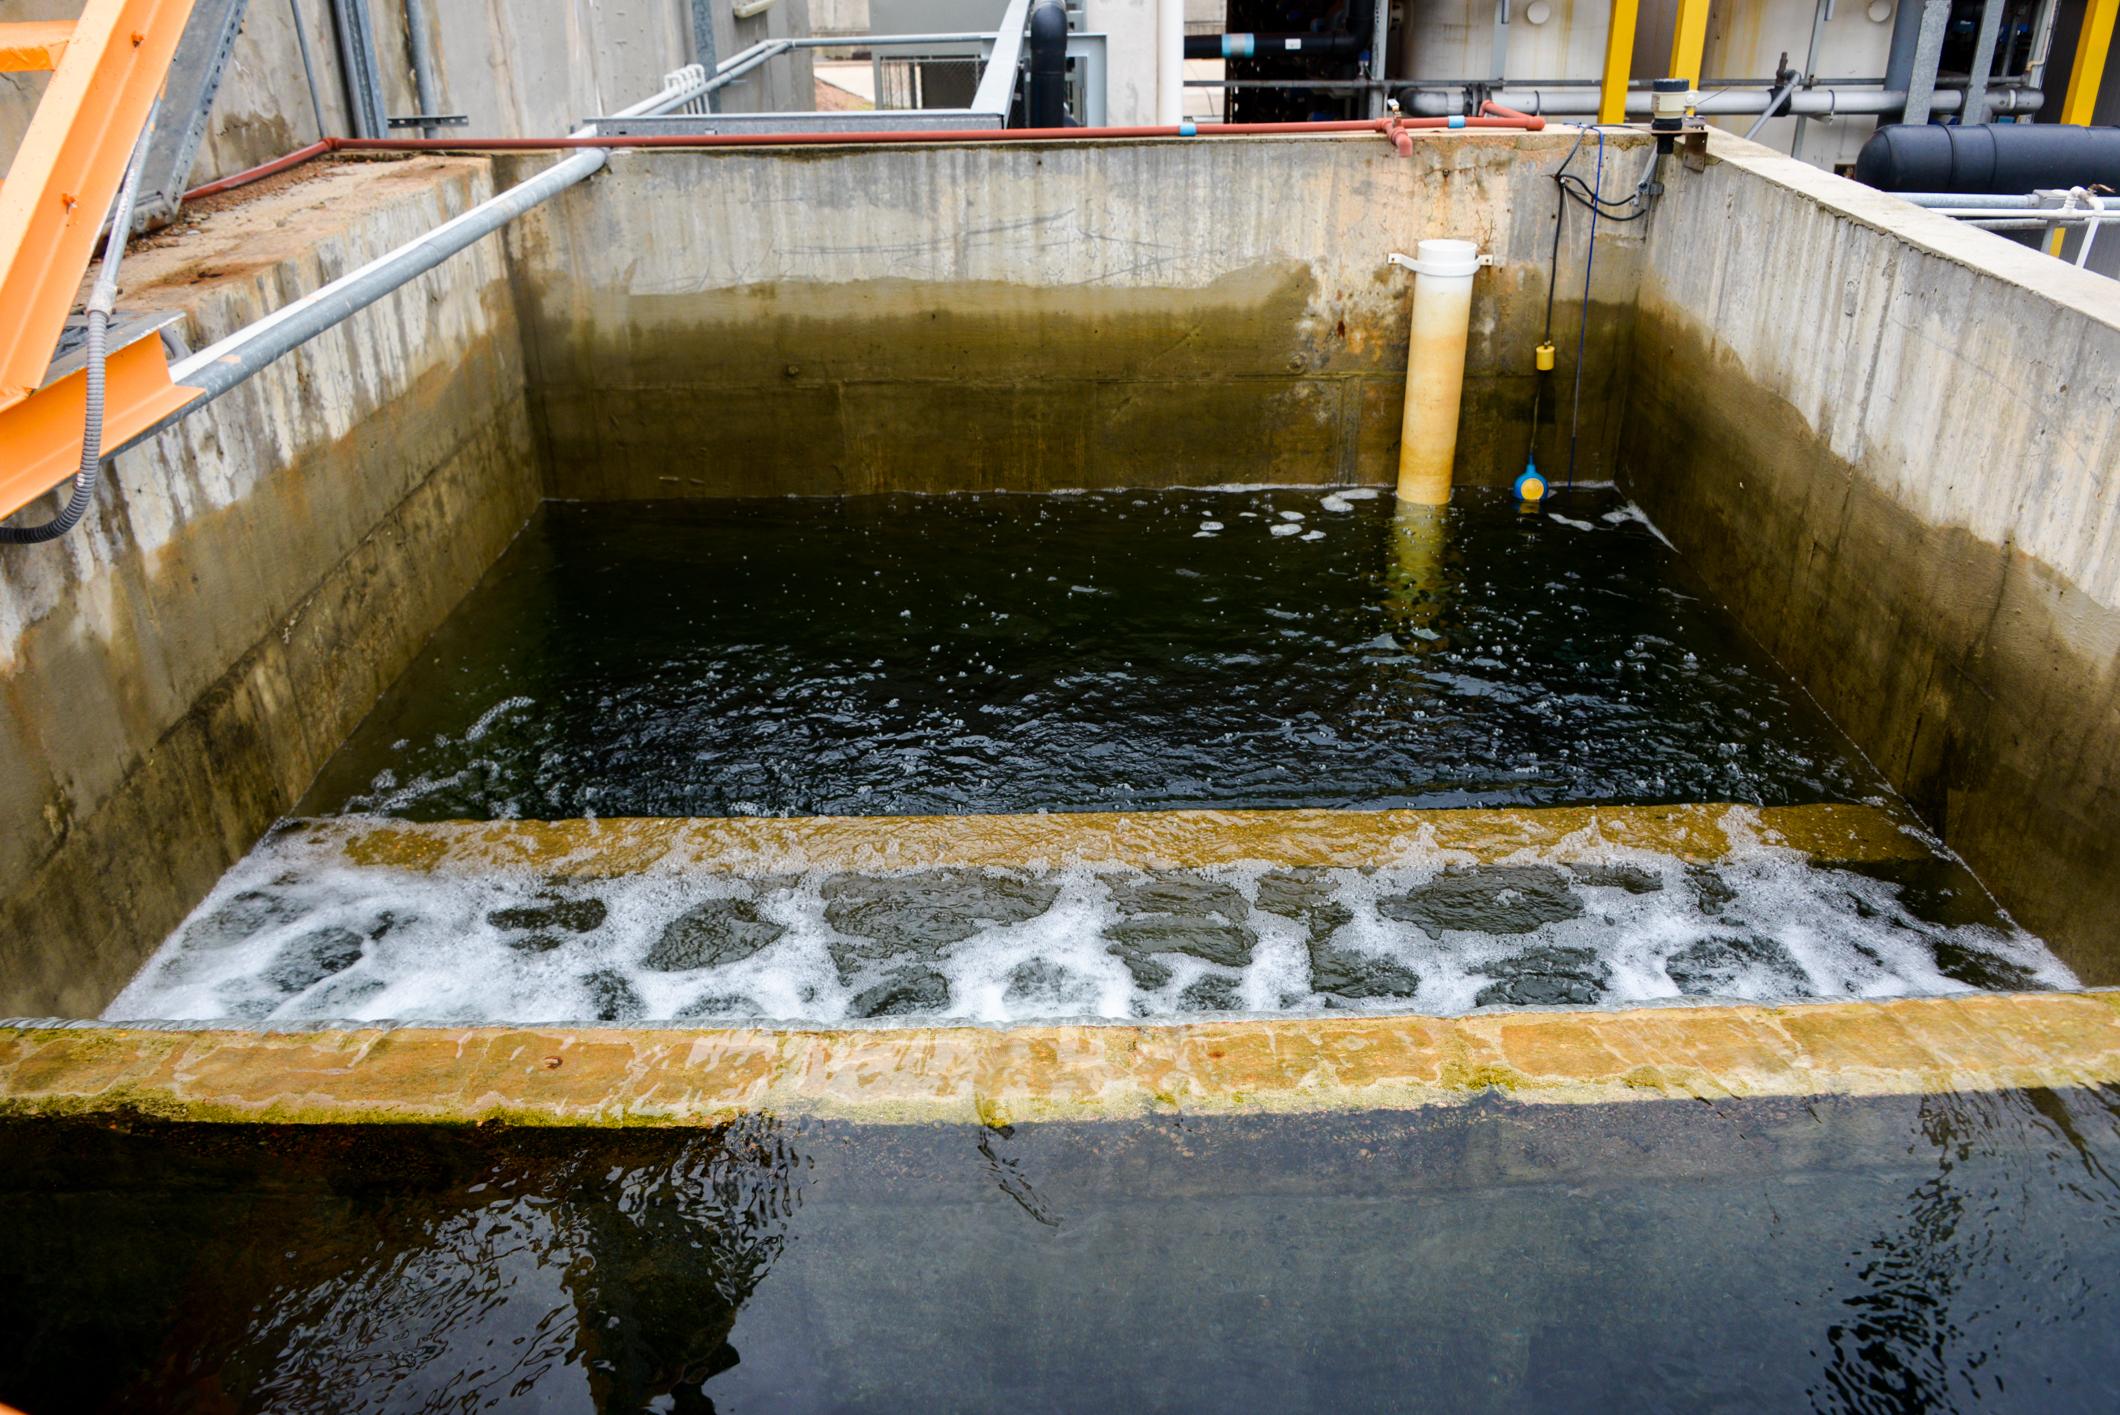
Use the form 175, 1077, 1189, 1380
182, 108, 1549, 209
1185, 33, 1366, 59
1400, 85, 2043, 118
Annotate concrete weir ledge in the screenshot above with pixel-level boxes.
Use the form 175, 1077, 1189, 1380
5, 992, 2119, 1129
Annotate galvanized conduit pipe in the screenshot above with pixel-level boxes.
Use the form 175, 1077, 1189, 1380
286, 0, 332, 140
1404, 86, 2043, 117
112, 65, 722, 462
163, 151, 606, 415
401, 0, 442, 138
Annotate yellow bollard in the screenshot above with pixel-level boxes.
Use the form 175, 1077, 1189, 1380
1389, 240, 1485, 506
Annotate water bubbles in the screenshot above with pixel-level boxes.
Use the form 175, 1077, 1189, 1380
108, 828, 2074, 1026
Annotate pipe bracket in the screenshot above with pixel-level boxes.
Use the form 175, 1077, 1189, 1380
1387, 250, 1494, 276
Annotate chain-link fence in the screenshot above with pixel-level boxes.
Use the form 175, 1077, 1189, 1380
877, 55, 985, 110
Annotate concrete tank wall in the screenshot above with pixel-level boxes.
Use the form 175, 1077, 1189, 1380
0, 158, 539, 1016
1621, 131, 2120, 983
504, 130, 1646, 496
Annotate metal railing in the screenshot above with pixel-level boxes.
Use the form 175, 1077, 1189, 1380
583, 0, 1108, 136
1901, 189, 2118, 270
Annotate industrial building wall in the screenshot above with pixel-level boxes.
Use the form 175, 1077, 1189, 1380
1622, 130, 2120, 983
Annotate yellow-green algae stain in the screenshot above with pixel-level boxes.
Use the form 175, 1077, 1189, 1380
6, 990, 2120, 1130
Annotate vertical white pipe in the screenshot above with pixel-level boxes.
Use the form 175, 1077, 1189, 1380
1157, 0, 1184, 124
1394, 239, 1482, 505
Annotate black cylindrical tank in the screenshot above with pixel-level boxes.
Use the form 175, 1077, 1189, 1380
1854, 123, 2120, 193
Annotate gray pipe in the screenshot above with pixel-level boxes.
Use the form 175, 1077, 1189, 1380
107, 62, 725, 460
402, 0, 443, 137
1405, 85, 2042, 117
287, 0, 331, 140
153, 151, 604, 423
1897, 191, 2041, 206
1743, 75, 1802, 140
328, 0, 388, 137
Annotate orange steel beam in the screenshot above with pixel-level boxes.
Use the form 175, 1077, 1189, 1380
0, 0, 197, 412
0, 19, 77, 71
0, 332, 200, 522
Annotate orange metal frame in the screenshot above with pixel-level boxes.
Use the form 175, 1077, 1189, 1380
0, 20, 77, 72
0, 0, 203, 522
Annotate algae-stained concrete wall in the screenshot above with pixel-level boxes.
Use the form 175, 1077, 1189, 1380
0, 159, 539, 1017
505, 130, 1647, 495
1622, 132, 2120, 982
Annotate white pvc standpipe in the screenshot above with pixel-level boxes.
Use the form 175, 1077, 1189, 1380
1156, 0, 1184, 125
1391, 239, 1483, 506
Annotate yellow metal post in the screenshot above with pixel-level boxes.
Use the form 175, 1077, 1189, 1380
2059, 0, 2117, 125
1600, 0, 1642, 123
1669, 0, 1710, 87
2047, 0, 2118, 252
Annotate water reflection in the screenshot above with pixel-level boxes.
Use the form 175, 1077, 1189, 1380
1810, 1085, 2120, 1412
6, 1093, 2120, 1412
1383, 500, 1452, 643
5, 1118, 806, 1413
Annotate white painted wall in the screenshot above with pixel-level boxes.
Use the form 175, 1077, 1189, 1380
1086, 0, 1160, 122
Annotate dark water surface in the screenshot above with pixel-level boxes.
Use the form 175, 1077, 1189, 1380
113, 488, 2071, 1026
5, 1088, 2120, 1412
298, 488, 1885, 821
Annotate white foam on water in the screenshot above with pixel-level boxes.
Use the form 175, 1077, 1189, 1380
1602, 501, 1677, 549
104, 819, 2077, 1027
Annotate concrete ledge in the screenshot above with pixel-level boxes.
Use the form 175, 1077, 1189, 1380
295, 801, 1933, 876
5, 991, 2116, 1127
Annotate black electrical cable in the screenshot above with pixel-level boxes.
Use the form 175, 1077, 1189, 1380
1535, 125, 1662, 492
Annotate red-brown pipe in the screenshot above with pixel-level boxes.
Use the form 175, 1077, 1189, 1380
183, 113, 1549, 203
180, 139, 336, 200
